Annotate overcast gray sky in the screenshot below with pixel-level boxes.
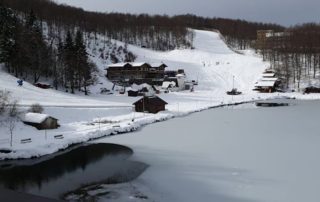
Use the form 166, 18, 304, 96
54, 0, 320, 26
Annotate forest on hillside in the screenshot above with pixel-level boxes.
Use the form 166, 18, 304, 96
0, 0, 193, 51
172, 14, 284, 49
0, 0, 286, 95
257, 23, 320, 90
0, 0, 284, 51
1, 0, 320, 92
0, 6, 101, 95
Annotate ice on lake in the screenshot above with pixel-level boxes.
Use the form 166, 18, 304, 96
97, 99, 320, 202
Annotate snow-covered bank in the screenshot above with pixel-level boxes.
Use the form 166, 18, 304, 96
0, 98, 261, 160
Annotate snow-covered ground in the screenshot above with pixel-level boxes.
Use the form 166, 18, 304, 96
0, 29, 319, 160
94, 99, 320, 202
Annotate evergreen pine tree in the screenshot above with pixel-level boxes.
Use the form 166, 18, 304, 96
0, 6, 17, 72
75, 30, 92, 95
64, 31, 75, 93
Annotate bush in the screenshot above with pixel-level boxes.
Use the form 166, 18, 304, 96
28, 103, 44, 113
0, 90, 10, 115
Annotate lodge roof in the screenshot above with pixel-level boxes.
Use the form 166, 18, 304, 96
255, 80, 276, 87
150, 63, 168, 68
107, 62, 167, 69
133, 96, 168, 105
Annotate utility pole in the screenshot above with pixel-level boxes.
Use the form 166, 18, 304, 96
98, 117, 101, 135
143, 96, 145, 116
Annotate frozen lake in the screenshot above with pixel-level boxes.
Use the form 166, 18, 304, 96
96, 99, 320, 202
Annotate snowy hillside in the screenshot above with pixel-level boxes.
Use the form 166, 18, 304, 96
0, 29, 311, 159
1, 29, 267, 107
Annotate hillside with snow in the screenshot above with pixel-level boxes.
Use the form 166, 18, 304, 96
0, 29, 269, 157
1, 30, 267, 106
1, 29, 316, 159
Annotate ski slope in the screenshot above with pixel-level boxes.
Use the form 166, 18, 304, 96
127, 30, 267, 94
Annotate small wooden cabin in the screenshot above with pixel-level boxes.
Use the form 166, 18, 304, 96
22, 113, 59, 130
133, 96, 168, 114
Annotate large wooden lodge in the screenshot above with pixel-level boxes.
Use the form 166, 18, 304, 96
254, 69, 281, 93
106, 62, 167, 85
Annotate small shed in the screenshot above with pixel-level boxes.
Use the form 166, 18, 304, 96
133, 96, 168, 114
128, 90, 139, 97
22, 113, 59, 130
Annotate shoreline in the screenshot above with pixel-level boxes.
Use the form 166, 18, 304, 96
0, 94, 305, 161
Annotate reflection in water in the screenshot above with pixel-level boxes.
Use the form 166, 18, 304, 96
0, 143, 148, 200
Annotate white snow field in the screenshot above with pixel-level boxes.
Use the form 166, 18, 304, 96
0, 29, 318, 159
96, 99, 320, 202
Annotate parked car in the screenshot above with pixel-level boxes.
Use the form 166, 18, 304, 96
34, 82, 51, 89
304, 86, 320, 94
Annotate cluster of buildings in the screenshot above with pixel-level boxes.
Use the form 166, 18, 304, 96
106, 62, 194, 92
106, 62, 167, 86
256, 30, 290, 50
106, 62, 195, 113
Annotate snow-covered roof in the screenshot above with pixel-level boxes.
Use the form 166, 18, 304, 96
162, 81, 176, 88
130, 62, 149, 67
133, 95, 168, 105
22, 113, 51, 124
264, 69, 275, 73
255, 80, 276, 87
261, 77, 278, 81
176, 74, 186, 78
262, 73, 276, 77
131, 83, 153, 91
108, 62, 152, 68
108, 63, 129, 68
150, 63, 167, 68
139, 83, 152, 88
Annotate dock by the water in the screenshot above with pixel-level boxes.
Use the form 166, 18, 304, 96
256, 102, 289, 107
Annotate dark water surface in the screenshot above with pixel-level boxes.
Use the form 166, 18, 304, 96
0, 143, 147, 200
